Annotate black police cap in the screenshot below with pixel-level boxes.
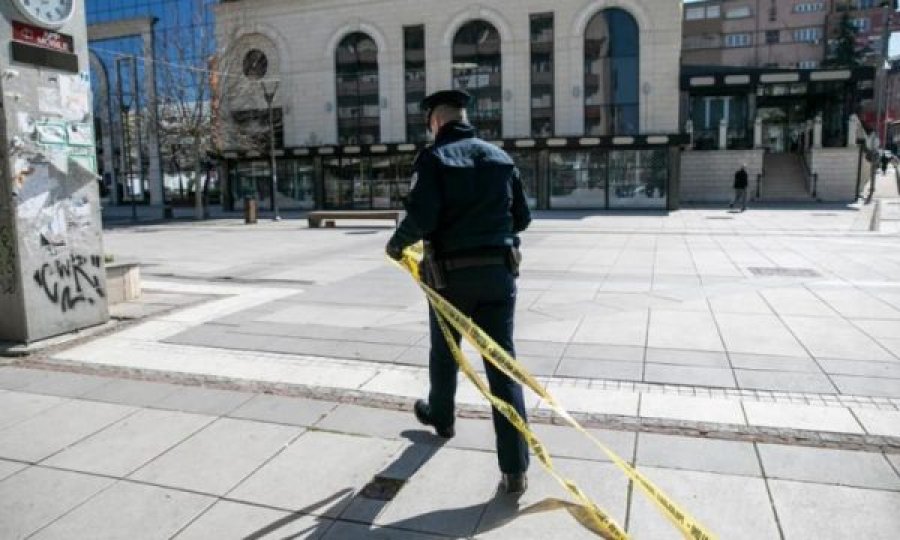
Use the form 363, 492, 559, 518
421, 90, 472, 120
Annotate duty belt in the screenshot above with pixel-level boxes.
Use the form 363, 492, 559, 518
441, 254, 508, 272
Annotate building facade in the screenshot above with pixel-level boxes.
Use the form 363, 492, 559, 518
683, 0, 832, 69
214, 0, 685, 211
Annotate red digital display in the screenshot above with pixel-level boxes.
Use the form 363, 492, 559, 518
12, 20, 74, 54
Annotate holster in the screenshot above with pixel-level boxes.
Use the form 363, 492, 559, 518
421, 242, 448, 290
506, 247, 522, 277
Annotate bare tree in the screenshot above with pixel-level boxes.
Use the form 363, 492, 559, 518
149, 0, 279, 220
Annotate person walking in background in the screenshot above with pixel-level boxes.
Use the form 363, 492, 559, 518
385, 89, 532, 495
730, 163, 749, 212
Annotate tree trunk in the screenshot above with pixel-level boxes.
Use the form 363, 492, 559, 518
192, 147, 204, 220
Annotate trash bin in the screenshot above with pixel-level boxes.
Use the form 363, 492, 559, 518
244, 196, 258, 224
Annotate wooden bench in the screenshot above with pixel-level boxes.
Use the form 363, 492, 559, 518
307, 210, 401, 228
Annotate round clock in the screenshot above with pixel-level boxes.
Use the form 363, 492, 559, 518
12, 0, 75, 29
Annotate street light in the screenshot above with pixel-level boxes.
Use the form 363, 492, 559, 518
260, 80, 281, 221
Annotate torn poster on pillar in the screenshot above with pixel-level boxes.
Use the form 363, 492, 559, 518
66, 123, 93, 146
59, 75, 91, 121
16, 163, 56, 218
38, 85, 64, 117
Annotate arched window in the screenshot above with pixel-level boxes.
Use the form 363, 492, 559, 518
452, 20, 502, 139
335, 32, 380, 144
584, 9, 639, 136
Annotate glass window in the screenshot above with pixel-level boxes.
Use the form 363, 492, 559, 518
726, 6, 752, 18
336, 32, 380, 145
584, 9, 640, 136
793, 28, 821, 42
452, 20, 503, 139
548, 150, 607, 209
530, 13, 554, 137
324, 157, 373, 209
404, 26, 427, 143
685, 7, 705, 20
608, 150, 667, 209
276, 159, 315, 210
706, 6, 721, 18
508, 151, 538, 208
725, 33, 752, 47
766, 30, 780, 44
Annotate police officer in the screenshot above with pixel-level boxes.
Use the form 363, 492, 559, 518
385, 89, 532, 494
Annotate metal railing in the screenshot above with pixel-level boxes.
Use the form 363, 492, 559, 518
756, 173, 763, 200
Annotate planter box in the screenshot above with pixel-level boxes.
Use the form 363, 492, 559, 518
105, 262, 141, 305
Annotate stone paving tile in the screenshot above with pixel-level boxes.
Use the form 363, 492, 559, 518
758, 444, 900, 490
44, 409, 214, 477
708, 291, 772, 314
315, 403, 421, 441
627, 466, 780, 540
129, 418, 302, 496
715, 313, 808, 357
0, 459, 25, 482
769, 480, 900, 540
0, 399, 135, 462
644, 364, 736, 388
813, 289, 900, 320
153, 385, 255, 416
818, 358, 900, 379
554, 357, 643, 380
18, 371, 114, 399
445, 418, 496, 453
886, 454, 900, 474
515, 340, 569, 359
743, 402, 864, 434
538, 385, 639, 417
0, 391, 66, 430
516, 356, 560, 377
728, 352, 821, 373
0, 467, 113, 540
31, 480, 213, 540
760, 288, 837, 317
832, 375, 900, 398
321, 521, 445, 540
516, 320, 580, 342
639, 394, 746, 425
783, 316, 896, 362
735, 370, 838, 394
571, 311, 649, 347
365, 447, 498, 538
644, 348, 730, 368
531, 424, 636, 463
0, 367, 52, 391
647, 310, 724, 352
562, 343, 645, 362
851, 408, 900, 437
231, 431, 403, 518
477, 459, 629, 539
635, 433, 761, 476
174, 500, 331, 540
82, 378, 183, 408
854, 319, 900, 340
392, 346, 431, 368
228, 395, 338, 427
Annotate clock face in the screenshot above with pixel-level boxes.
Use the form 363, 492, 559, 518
14, 0, 75, 28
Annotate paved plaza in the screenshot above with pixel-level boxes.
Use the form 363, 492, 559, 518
3, 205, 900, 538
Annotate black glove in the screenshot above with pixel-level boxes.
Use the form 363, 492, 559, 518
386, 242, 404, 261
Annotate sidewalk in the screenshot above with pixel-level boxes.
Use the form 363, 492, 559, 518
1, 366, 898, 539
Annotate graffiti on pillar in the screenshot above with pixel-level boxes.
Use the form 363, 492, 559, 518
32, 253, 105, 313
0, 225, 15, 295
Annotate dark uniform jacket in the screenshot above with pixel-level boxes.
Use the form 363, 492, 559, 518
388, 121, 531, 256
734, 168, 749, 189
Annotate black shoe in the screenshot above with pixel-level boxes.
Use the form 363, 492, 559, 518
500, 473, 528, 495
413, 400, 455, 439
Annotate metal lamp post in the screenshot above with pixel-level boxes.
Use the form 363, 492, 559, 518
260, 80, 281, 221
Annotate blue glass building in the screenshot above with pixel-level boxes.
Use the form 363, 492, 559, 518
87, 0, 217, 207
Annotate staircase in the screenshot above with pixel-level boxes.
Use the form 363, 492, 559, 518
760, 153, 815, 202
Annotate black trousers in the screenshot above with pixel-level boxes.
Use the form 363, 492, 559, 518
426, 264, 530, 474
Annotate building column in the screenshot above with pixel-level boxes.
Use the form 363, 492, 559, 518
813, 114, 823, 149
754, 116, 763, 149
142, 27, 165, 210
718, 118, 728, 150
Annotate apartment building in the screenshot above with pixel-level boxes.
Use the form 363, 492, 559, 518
683, 0, 832, 68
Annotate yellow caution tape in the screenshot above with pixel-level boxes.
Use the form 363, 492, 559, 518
392, 243, 716, 540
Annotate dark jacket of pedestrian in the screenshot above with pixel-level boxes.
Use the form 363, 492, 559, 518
734, 167, 749, 189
